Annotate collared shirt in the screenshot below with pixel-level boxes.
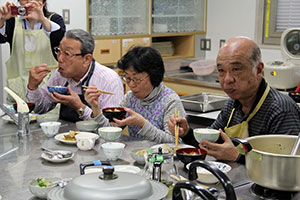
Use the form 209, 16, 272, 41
183, 78, 300, 146
26, 61, 124, 120
0, 16, 60, 37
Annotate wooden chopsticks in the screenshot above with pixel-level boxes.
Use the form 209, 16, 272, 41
174, 108, 180, 148
82, 85, 114, 95
25, 65, 58, 72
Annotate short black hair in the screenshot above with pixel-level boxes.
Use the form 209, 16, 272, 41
117, 46, 165, 87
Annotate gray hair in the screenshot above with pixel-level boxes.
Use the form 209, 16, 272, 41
65, 29, 95, 55
250, 45, 262, 75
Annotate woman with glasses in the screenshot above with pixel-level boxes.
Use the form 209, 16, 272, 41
0, 0, 65, 103
85, 46, 186, 143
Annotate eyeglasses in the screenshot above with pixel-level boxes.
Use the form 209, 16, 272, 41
122, 75, 148, 84
54, 47, 84, 59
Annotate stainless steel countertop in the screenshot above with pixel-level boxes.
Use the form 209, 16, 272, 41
0, 116, 251, 200
164, 70, 221, 89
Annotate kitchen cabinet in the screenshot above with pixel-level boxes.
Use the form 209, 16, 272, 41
87, 0, 207, 65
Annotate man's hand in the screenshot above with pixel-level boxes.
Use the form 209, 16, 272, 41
199, 129, 240, 161
168, 114, 190, 137
111, 108, 146, 127
27, 64, 51, 90
50, 85, 84, 110
84, 85, 101, 117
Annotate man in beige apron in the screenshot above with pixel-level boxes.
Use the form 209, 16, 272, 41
168, 36, 300, 162
6, 16, 57, 104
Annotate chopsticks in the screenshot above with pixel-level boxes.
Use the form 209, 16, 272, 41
25, 65, 58, 72
82, 85, 114, 95
174, 108, 180, 148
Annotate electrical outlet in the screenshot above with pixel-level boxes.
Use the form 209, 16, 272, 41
62, 9, 70, 24
200, 39, 211, 51
220, 39, 226, 48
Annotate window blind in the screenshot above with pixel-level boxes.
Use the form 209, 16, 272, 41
276, 0, 300, 32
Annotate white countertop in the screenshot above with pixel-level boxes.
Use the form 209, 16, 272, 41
186, 110, 220, 120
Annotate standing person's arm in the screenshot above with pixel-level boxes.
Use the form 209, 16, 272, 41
48, 14, 65, 59
0, 2, 16, 46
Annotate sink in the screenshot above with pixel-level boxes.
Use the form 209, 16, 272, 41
166, 72, 219, 83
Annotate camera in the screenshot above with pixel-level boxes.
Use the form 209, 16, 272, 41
11, 6, 28, 16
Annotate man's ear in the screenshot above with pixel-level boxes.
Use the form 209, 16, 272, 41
256, 62, 264, 76
83, 54, 93, 66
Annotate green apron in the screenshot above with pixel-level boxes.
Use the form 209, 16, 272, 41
6, 16, 57, 104
224, 85, 270, 138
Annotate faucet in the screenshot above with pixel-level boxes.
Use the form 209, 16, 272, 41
0, 104, 30, 137
2, 87, 30, 137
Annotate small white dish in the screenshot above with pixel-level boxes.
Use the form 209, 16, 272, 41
55, 132, 99, 145
41, 150, 74, 163
2, 113, 37, 123
85, 165, 141, 174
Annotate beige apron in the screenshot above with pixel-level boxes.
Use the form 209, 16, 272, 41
224, 85, 270, 138
6, 16, 57, 104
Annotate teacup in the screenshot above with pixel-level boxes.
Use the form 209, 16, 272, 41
193, 128, 220, 144
75, 133, 98, 150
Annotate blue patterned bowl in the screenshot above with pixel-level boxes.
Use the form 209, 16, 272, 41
47, 86, 68, 94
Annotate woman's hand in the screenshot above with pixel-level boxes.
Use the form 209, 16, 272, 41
0, 2, 16, 26
111, 108, 146, 127
24, 1, 51, 31
199, 129, 240, 161
84, 85, 101, 117
168, 114, 190, 137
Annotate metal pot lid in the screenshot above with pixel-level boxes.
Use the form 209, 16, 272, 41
47, 178, 169, 200
47, 171, 168, 200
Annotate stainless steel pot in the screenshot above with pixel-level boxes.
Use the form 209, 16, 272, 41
47, 161, 168, 200
232, 135, 300, 191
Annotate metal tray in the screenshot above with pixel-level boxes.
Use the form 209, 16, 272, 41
181, 93, 228, 112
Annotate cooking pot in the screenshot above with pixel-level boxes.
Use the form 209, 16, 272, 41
232, 135, 300, 191
172, 160, 237, 200
47, 160, 168, 200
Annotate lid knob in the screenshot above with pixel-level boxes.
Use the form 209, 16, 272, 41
99, 166, 118, 180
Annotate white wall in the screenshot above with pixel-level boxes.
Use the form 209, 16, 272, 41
203, 0, 282, 63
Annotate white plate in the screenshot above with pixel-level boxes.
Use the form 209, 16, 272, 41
85, 165, 141, 174
54, 132, 99, 144
151, 143, 195, 154
2, 113, 37, 123
41, 150, 74, 163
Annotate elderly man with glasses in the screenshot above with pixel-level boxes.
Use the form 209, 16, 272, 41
84, 46, 186, 143
26, 29, 124, 122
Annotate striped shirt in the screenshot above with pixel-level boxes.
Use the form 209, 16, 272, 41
26, 61, 124, 120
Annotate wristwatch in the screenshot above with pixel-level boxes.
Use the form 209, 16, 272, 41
76, 105, 86, 116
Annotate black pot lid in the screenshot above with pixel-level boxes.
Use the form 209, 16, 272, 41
47, 172, 168, 200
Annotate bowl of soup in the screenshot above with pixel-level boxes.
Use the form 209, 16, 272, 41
102, 107, 126, 122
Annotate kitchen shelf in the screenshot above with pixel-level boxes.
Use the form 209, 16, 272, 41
87, 0, 207, 65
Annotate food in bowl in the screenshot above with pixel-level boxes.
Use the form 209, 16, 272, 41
193, 128, 220, 144
13, 102, 35, 113
47, 86, 68, 94
28, 177, 60, 199
102, 107, 126, 122
176, 148, 207, 166
76, 120, 98, 132
63, 130, 79, 141
130, 149, 147, 165
186, 161, 231, 184
98, 126, 122, 141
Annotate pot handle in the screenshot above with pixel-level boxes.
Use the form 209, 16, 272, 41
231, 137, 253, 154
188, 160, 237, 200
79, 160, 111, 175
172, 181, 218, 200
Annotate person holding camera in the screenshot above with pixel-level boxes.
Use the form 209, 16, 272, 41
0, 0, 65, 103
